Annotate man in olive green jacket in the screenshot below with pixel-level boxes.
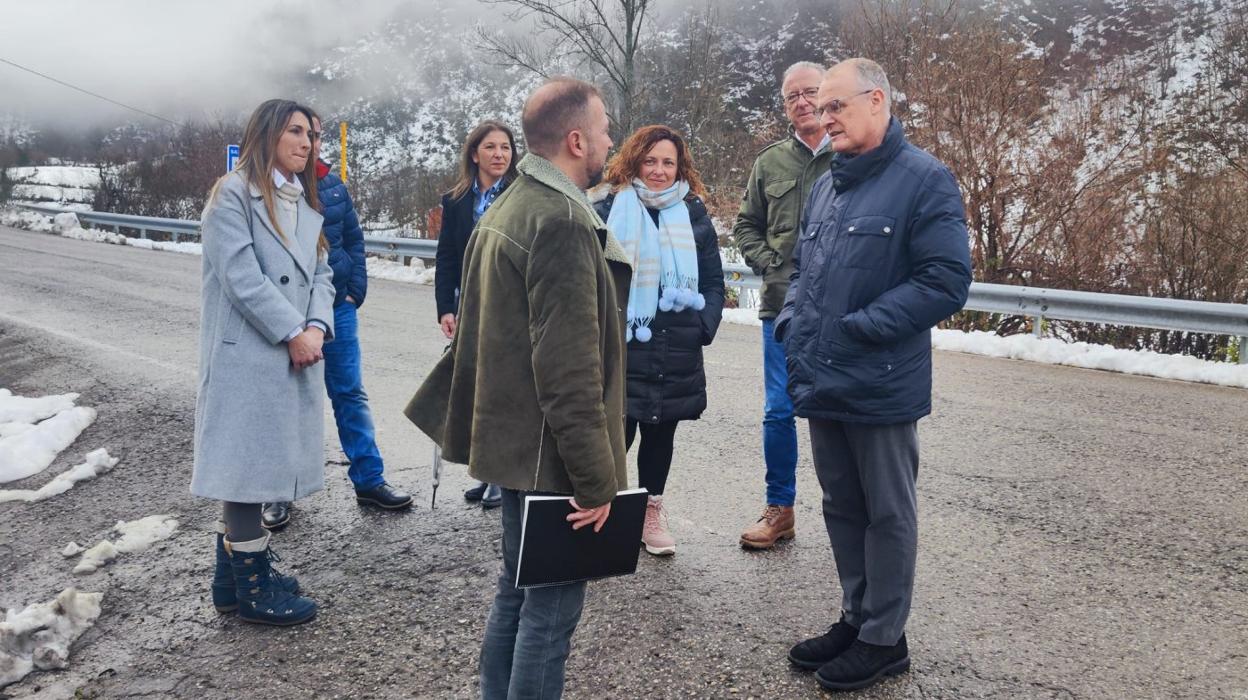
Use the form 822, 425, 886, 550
405, 78, 628, 700
733, 61, 834, 550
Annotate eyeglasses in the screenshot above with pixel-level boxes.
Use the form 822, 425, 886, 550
783, 87, 819, 105
814, 90, 875, 119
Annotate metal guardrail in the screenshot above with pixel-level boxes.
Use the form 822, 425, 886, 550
18, 202, 200, 241
12, 203, 1248, 363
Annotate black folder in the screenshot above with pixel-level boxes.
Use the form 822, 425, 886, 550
515, 488, 648, 588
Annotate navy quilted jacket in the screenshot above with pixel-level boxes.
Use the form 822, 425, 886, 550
316, 162, 367, 308
775, 118, 972, 423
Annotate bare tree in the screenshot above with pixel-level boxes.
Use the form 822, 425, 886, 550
475, 0, 653, 135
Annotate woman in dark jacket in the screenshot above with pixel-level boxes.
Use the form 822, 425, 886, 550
593, 124, 725, 556
433, 119, 519, 508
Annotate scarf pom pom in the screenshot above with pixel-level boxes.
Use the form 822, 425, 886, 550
691, 293, 706, 311
626, 326, 633, 343
661, 286, 679, 302
658, 297, 674, 312
634, 326, 652, 343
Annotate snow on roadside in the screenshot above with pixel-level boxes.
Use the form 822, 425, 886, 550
124, 237, 202, 255
0, 209, 55, 232
0, 588, 103, 687
0, 406, 97, 484
71, 515, 179, 575
931, 329, 1248, 389
0, 449, 119, 504
0, 389, 79, 424
367, 256, 436, 284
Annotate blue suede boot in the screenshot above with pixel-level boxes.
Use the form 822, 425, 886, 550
222, 533, 315, 625
212, 521, 300, 613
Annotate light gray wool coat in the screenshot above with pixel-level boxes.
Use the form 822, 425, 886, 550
191, 171, 335, 503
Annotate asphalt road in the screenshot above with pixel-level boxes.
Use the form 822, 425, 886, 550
1, 225, 1245, 700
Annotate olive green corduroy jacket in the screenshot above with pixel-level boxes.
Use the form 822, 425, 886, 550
405, 155, 632, 509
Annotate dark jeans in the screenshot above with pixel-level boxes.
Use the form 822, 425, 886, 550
762, 319, 798, 506
625, 418, 679, 496
808, 418, 919, 646
323, 302, 386, 491
480, 488, 586, 700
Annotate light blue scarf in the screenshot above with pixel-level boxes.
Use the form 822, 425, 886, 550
606, 179, 703, 343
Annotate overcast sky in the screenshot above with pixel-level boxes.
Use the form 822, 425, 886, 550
0, 0, 442, 129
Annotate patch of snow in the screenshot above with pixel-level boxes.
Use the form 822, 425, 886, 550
0, 406, 97, 485
61, 543, 85, 557
0, 449, 119, 504
367, 256, 436, 285
123, 237, 202, 255
935, 329, 1248, 389
0, 209, 56, 232
0, 588, 103, 687
72, 514, 179, 575
5, 166, 101, 189
0, 424, 32, 439
0, 389, 78, 424
58, 225, 126, 245
721, 308, 763, 327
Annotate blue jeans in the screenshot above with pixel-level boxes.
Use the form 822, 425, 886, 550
762, 319, 798, 507
481, 489, 586, 700
323, 302, 386, 491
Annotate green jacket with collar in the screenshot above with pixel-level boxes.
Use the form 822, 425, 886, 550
404, 154, 632, 509
732, 134, 833, 319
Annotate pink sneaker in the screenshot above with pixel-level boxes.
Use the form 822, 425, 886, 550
642, 495, 676, 556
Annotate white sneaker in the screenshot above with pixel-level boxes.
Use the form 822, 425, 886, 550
642, 495, 676, 556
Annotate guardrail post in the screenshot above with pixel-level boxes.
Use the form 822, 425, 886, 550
1240, 336, 1247, 365
1033, 315, 1043, 338
170, 231, 179, 243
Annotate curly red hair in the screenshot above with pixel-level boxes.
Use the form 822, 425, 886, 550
602, 125, 707, 199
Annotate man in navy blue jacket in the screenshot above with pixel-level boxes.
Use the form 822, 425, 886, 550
775, 58, 971, 692
262, 118, 412, 529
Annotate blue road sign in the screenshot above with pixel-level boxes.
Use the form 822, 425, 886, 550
227, 144, 240, 172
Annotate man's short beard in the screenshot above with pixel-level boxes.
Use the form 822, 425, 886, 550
586, 162, 604, 188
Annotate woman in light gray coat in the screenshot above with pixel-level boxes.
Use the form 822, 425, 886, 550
192, 99, 335, 626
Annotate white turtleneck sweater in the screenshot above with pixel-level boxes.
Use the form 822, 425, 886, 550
272, 169, 327, 342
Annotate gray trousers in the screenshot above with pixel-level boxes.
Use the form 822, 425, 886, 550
809, 418, 919, 646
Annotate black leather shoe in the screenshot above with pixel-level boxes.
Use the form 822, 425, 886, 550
789, 615, 859, 670
464, 481, 488, 502
815, 636, 910, 691
261, 502, 291, 530
355, 483, 414, 509
481, 483, 502, 509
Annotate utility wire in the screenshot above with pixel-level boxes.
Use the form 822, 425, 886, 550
0, 57, 179, 126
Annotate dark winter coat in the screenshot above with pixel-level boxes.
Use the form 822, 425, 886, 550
315, 161, 367, 308
595, 191, 725, 424
405, 155, 631, 509
434, 180, 511, 319
775, 117, 972, 424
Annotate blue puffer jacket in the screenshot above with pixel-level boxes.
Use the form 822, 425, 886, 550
775, 118, 972, 424
316, 162, 367, 308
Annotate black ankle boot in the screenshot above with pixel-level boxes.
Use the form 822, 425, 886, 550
815, 636, 910, 691
225, 533, 316, 626
212, 523, 300, 613
789, 615, 859, 670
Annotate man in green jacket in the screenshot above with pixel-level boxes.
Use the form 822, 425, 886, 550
734, 61, 834, 550
405, 77, 629, 700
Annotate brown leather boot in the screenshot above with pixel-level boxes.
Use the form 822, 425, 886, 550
739, 504, 795, 549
